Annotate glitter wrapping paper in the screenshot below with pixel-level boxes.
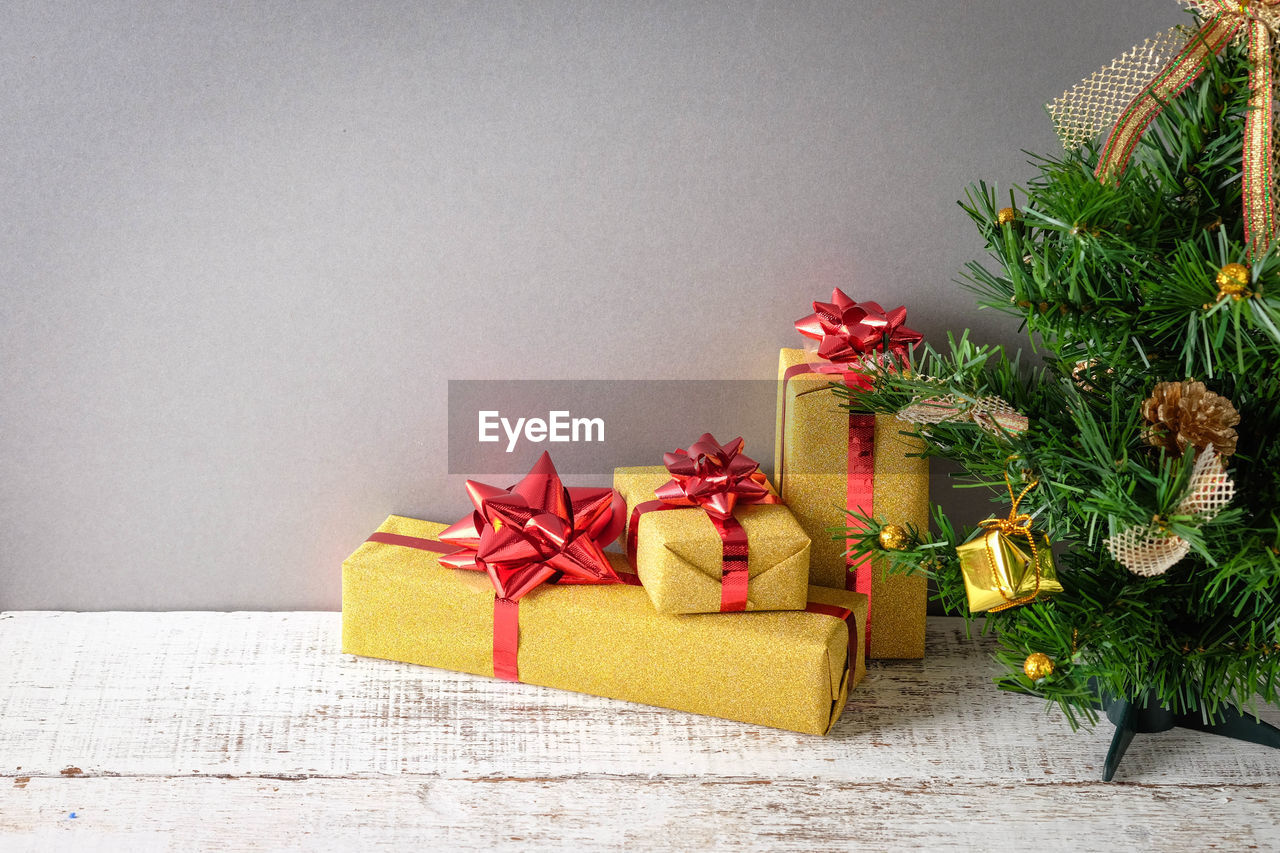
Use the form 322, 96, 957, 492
342, 515, 865, 735
774, 347, 929, 659
614, 466, 810, 615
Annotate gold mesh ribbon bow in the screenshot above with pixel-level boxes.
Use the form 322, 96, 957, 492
1049, 0, 1280, 257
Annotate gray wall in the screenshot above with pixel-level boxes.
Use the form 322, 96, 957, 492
1, 1, 1179, 609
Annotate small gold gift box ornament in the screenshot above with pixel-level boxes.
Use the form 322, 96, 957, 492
956, 473, 1062, 613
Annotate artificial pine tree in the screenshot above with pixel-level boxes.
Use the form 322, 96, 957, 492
843, 4, 1280, 779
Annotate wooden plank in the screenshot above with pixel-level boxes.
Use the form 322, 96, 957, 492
3, 775, 1279, 852
1, 612, 1277, 786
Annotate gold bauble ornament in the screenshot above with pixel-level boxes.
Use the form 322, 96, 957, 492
878, 524, 909, 551
1023, 652, 1055, 681
996, 206, 1019, 225
1215, 263, 1251, 301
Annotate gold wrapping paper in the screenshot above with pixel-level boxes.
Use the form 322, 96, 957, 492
774, 347, 929, 659
956, 529, 1063, 613
613, 466, 810, 615
342, 515, 865, 735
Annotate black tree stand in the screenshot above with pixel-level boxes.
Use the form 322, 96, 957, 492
1091, 682, 1280, 781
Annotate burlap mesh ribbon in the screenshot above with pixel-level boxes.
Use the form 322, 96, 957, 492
897, 393, 1028, 436
1048, 0, 1280, 256
1104, 450, 1235, 577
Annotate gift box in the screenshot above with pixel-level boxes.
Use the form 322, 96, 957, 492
957, 528, 1063, 613
774, 292, 930, 659
614, 461, 810, 615
342, 515, 866, 735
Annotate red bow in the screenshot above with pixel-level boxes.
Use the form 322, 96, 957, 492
629, 434, 780, 612
654, 434, 775, 520
794, 288, 922, 364
438, 452, 625, 601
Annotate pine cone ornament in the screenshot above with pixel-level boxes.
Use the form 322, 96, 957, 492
1141, 380, 1240, 458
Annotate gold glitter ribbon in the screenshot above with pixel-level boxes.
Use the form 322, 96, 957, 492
1243, 10, 1276, 250
978, 469, 1045, 613
1056, 1, 1280, 258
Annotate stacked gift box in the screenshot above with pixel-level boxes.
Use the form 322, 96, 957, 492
342, 290, 930, 735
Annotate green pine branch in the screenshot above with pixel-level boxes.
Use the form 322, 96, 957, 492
837, 37, 1280, 728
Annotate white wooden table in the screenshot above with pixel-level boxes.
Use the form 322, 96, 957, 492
2, 612, 1278, 851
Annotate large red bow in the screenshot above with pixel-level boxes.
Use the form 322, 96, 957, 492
794, 288, 922, 364
654, 434, 775, 520
438, 452, 625, 601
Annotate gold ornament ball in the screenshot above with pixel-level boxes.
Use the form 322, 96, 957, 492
1216, 263, 1251, 300
996, 206, 1019, 226
878, 524, 909, 551
1023, 652, 1055, 681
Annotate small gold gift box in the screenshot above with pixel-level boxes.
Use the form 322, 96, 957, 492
614, 466, 811, 615
956, 528, 1063, 613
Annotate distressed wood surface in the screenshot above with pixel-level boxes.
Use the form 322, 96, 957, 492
1, 612, 1278, 851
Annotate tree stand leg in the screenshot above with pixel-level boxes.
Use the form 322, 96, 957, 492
1095, 683, 1280, 781
1102, 697, 1139, 783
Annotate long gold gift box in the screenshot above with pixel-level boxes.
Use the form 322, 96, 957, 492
613, 466, 810, 615
342, 515, 865, 735
775, 347, 930, 659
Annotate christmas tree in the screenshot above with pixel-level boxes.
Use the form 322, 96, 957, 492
843, 4, 1280, 775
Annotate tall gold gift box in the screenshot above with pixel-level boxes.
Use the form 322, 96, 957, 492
342, 515, 866, 735
613, 466, 810, 615
775, 347, 930, 659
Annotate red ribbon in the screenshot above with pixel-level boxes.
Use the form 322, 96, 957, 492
804, 601, 858, 675
366, 531, 454, 553
845, 412, 876, 648
426, 452, 626, 682
779, 290, 922, 657
627, 434, 779, 612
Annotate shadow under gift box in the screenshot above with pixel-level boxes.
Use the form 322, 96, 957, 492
342, 516, 866, 735
775, 347, 930, 659
613, 466, 810, 615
